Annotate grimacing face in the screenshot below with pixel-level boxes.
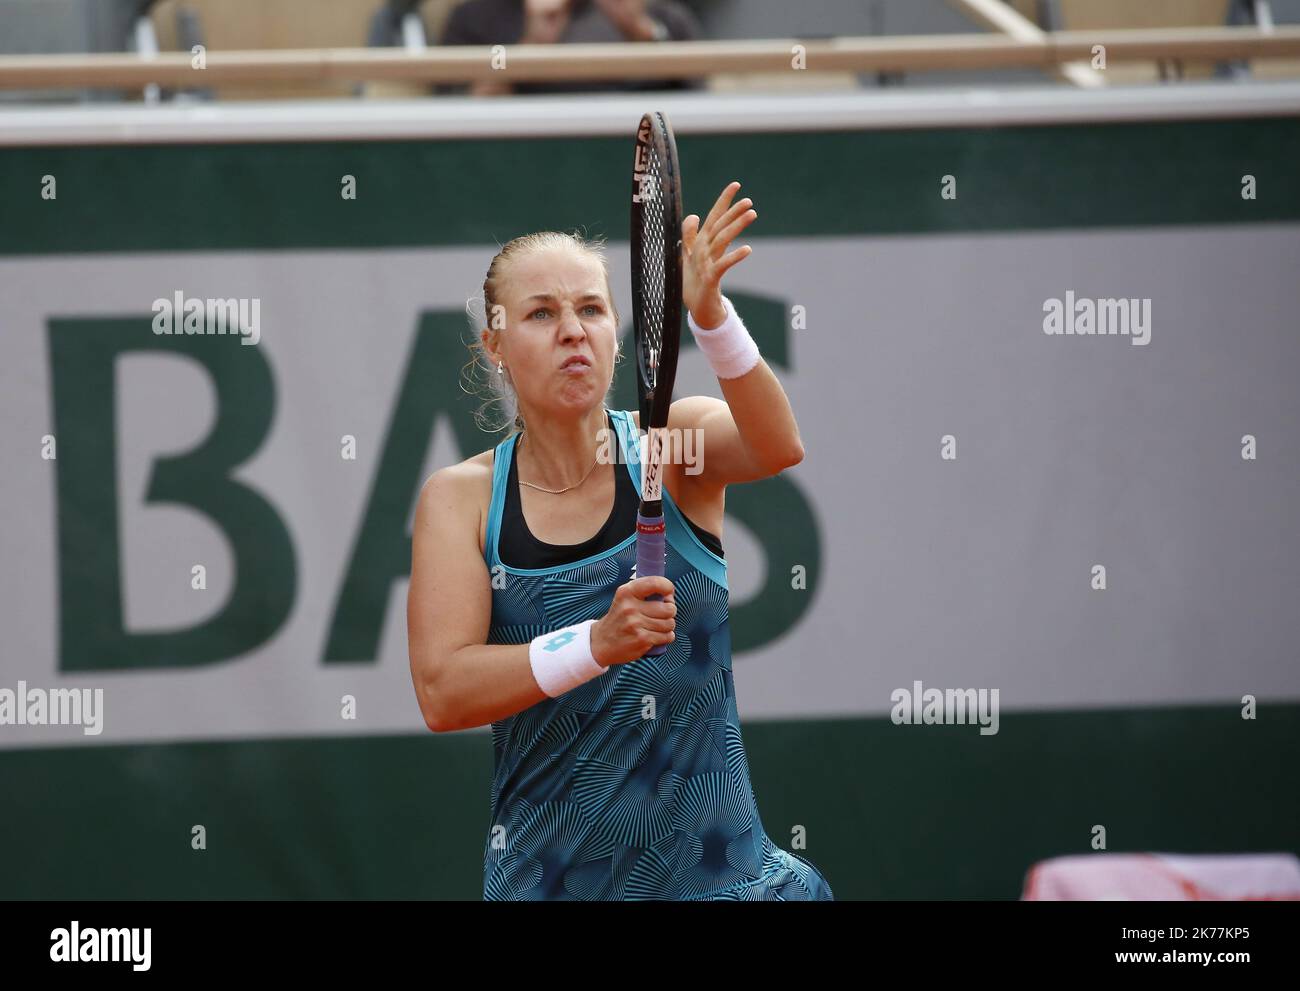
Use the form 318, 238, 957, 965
485, 246, 619, 421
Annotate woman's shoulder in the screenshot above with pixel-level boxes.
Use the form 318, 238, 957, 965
414, 443, 509, 557
420, 445, 498, 505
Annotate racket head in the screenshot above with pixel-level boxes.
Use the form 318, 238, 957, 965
630, 111, 684, 436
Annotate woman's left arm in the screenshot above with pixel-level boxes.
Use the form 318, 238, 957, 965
672, 180, 804, 487
669, 374, 802, 486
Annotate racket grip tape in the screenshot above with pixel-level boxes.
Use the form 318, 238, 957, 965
636, 514, 669, 656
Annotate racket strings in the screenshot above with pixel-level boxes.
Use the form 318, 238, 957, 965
639, 137, 669, 392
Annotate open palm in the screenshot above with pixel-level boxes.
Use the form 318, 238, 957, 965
681, 181, 756, 329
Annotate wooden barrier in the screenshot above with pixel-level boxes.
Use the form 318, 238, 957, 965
0, 27, 1296, 91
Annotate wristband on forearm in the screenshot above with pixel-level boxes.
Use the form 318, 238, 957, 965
529, 619, 607, 698
687, 294, 761, 380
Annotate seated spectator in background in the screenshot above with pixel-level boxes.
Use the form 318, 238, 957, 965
438, 0, 702, 96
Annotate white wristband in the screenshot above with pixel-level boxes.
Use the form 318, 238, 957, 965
687, 294, 761, 380
529, 620, 606, 698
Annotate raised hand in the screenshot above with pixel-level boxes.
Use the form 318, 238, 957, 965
681, 181, 756, 329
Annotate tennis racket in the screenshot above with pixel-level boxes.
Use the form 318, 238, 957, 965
630, 111, 684, 657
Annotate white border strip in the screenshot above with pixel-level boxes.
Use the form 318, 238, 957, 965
1, 82, 1298, 145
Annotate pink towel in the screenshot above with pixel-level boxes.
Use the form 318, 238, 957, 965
1022, 853, 1300, 900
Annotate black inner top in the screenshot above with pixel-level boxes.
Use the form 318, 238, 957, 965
498, 410, 723, 570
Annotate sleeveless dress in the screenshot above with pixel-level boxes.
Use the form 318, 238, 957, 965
481, 407, 834, 901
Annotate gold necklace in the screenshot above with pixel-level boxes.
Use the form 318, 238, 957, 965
517, 431, 600, 495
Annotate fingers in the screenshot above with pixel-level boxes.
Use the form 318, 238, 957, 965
711, 208, 757, 258
682, 214, 700, 250
693, 191, 755, 270
714, 197, 754, 231
598, 574, 678, 664
628, 575, 674, 599
701, 195, 751, 244
632, 626, 673, 654
716, 244, 752, 275
641, 598, 676, 620
700, 180, 741, 233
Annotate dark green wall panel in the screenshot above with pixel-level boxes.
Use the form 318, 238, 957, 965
3, 703, 1296, 900
2, 117, 1298, 256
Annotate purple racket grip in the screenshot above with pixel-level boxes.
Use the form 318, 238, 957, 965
636, 513, 669, 656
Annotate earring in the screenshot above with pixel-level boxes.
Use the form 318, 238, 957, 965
496, 360, 503, 375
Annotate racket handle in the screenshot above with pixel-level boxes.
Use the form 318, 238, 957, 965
636, 513, 669, 656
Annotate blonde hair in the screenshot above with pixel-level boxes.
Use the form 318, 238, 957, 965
462, 230, 622, 436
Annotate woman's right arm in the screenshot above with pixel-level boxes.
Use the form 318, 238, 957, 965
408, 466, 543, 733
408, 465, 679, 733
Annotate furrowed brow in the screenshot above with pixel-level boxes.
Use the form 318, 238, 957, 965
523, 292, 606, 304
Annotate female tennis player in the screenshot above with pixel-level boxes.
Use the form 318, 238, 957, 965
407, 181, 833, 900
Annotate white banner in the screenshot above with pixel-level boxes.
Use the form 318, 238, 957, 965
3, 225, 1299, 748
